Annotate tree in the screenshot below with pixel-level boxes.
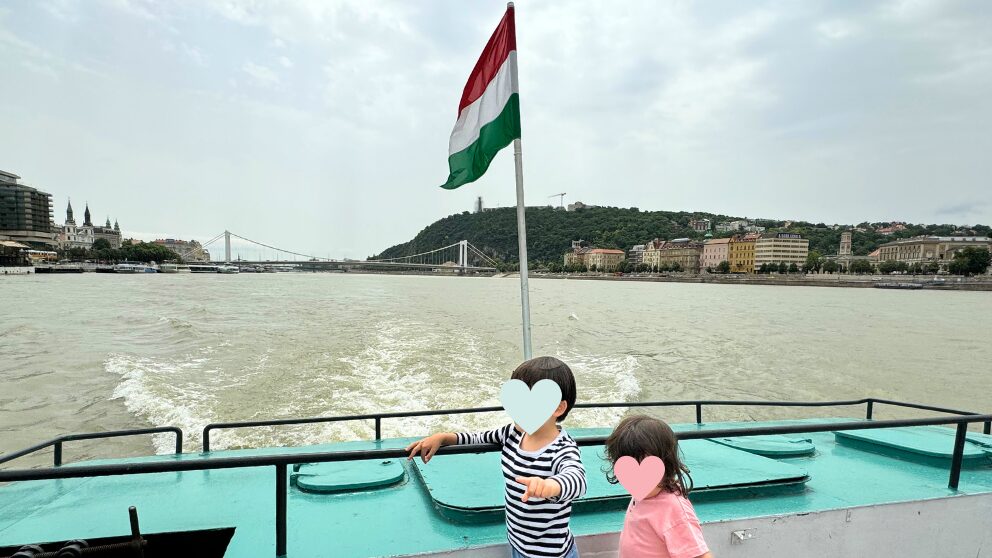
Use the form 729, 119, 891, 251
91, 238, 112, 251
716, 260, 730, 274
805, 251, 823, 273
671, 262, 682, 272
778, 262, 788, 274
948, 247, 991, 276
925, 261, 940, 274
850, 259, 873, 274
822, 260, 839, 274
788, 263, 799, 274
589, 264, 598, 272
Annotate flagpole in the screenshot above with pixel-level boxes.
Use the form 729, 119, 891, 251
507, 2, 532, 360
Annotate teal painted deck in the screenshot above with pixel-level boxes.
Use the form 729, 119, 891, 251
2, 419, 991, 558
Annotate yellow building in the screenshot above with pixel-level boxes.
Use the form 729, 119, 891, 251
585, 249, 625, 271
753, 232, 809, 271
728, 233, 759, 273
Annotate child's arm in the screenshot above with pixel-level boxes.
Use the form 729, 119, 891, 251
515, 444, 587, 503
405, 433, 457, 463
548, 444, 586, 502
405, 424, 511, 463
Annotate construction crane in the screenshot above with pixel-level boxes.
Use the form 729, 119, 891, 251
549, 193, 566, 208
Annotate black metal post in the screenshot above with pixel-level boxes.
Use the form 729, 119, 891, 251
866, 400, 874, 420
276, 464, 287, 556
984, 421, 990, 436
175, 431, 184, 455
948, 422, 967, 490
695, 404, 702, 424
375, 417, 382, 441
54, 441, 62, 467
203, 428, 211, 452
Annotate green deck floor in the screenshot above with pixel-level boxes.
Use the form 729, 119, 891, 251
2, 418, 991, 558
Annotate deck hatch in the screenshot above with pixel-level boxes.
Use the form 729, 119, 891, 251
835, 426, 992, 467
291, 459, 405, 493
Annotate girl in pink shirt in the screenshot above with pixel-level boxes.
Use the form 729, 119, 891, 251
605, 416, 712, 558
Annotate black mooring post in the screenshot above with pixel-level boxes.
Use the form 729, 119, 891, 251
948, 422, 968, 490
276, 464, 287, 556
866, 400, 874, 420
53, 441, 63, 467
695, 404, 702, 425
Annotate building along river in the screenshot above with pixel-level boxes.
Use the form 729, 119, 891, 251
1, 272, 990, 468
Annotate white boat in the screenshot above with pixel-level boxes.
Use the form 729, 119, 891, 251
217, 264, 240, 274
114, 262, 158, 273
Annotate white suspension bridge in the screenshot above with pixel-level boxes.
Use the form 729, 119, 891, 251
179, 231, 499, 273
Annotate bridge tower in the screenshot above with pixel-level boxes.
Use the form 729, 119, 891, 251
225, 230, 232, 263
458, 240, 468, 270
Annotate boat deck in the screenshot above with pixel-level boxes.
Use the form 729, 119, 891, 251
2, 418, 992, 557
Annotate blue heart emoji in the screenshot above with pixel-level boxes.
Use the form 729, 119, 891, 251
500, 379, 563, 435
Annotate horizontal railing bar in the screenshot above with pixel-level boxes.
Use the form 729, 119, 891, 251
868, 399, 980, 416
0, 427, 184, 467
5, 414, 989, 483
201, 398, 887, 451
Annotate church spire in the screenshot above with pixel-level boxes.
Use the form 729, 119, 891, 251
106, 216, 111, 227
66, 199, 75, 225
83, 202, 92, 226
114, 219, 120, 232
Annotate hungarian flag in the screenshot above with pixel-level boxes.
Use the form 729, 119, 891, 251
440, 5, 520, 190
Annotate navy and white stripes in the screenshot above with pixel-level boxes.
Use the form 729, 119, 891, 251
456, 424, 587, 558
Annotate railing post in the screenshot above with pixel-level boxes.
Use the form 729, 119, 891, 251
276, 464, 287, 556
948, 422, 967, 490
54, 440, 62, 467
984, 421, 990, 436
175, 430, 184, 455
695, 404, 702, 425
866, 400, 874, 420
375, 417, 382, 442
203, 427, 211, 453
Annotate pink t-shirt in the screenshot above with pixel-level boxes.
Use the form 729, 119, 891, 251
618, 491, 709, 558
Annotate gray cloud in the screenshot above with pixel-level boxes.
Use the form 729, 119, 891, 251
1, 0, 989, 260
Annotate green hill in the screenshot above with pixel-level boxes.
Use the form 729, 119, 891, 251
372, 206, 990, 267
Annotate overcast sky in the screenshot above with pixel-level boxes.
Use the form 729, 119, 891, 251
2, 0, 989, 259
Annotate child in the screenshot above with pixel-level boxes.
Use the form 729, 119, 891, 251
605, 415, 711, 558
406, 356, 587, 558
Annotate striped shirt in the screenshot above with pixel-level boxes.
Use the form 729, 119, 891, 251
456, 424, 587, 558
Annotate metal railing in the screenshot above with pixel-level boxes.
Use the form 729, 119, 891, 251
0, 426, 183, 467
201, 397, 992, 452
2, 400, 991, 558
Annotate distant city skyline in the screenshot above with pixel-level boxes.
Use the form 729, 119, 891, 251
2, 0, 990, 259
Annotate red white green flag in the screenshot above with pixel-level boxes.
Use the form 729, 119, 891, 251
440, 5, 520, 190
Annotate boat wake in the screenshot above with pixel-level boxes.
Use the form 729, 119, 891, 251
105, 319, 642, 453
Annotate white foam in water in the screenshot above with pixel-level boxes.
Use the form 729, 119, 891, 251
106, 319, 642, 452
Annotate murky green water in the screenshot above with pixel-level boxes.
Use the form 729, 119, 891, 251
2, 273, 990, 467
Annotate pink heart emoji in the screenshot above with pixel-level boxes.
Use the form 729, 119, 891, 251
614, 456, 665, 501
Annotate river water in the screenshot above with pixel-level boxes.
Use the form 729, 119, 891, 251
1, 273, 990, 468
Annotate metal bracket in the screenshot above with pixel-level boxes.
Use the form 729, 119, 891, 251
731, 528, 756, 545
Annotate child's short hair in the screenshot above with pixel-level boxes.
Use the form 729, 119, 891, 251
511, 356, 577, 420
604, 415, 693, 495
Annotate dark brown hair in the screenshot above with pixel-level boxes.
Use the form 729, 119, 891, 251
511, 356, 577, 420
604, 415, 693, 495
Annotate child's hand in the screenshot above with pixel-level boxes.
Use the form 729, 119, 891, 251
405, 433, 454, 463
515, 476, 561, 502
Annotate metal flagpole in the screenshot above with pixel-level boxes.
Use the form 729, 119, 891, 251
508, 2, 532, 359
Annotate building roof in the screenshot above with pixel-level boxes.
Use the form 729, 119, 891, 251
0, 240, 30, 249
587, 249, 624, 255
704, 238, 732, 245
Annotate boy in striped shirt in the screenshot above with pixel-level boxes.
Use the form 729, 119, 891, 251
407, 356, 587, 558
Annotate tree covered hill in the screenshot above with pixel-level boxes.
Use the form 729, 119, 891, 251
372, 206, 991, 266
